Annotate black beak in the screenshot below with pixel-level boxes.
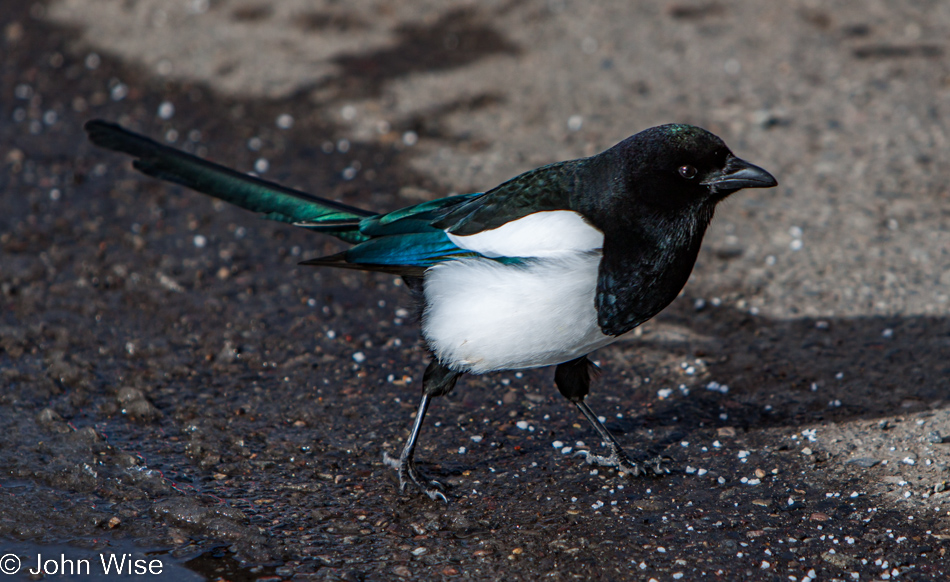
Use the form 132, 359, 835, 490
703, 155, 777, 191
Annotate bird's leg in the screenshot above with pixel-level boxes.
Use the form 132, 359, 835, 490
383, 359, 460, 501
554, 356, 666, 476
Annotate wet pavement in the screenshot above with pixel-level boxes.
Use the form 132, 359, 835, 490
3, 0, 950, 580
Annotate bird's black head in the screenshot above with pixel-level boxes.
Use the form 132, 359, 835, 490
616, 123, 777, 211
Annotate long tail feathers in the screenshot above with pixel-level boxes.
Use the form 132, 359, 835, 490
84, 120, 375, 243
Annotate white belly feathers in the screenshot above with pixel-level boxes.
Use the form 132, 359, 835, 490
421, 210, 617, 374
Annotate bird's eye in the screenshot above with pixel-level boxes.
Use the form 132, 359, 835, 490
678, 165, 697, 179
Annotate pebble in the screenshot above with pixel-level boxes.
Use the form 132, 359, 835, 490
276, 113, 294, 129
393, 565, 411, 577
157, 101, 175, 119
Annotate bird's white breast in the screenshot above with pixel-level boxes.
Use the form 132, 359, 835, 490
422, 211, 616, 374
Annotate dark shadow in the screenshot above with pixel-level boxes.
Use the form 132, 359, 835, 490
4, 0, 950, 579
852, 43, 944, 59
617, 302, 950, 437
328, 7, 521, 100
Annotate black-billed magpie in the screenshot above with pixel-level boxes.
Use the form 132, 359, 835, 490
84, 120, 777, 501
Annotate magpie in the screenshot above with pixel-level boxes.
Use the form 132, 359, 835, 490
84, 120, 776, 500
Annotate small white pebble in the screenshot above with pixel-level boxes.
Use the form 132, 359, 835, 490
157, 101, 175, 119
657, 388, 673, 399
698, 468, 708, 476
254, 158, 269, 173
516, 421, 529, 430
193, 234, 207, 248
471, 435, 483, 443
552, 440, 564, 448
276, 113, 294, 129
458, 447, 466, 454
352, 351, 366, 363
111, 83, 129, 101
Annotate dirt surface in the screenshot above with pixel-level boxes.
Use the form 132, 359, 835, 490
2, 0, 950, 580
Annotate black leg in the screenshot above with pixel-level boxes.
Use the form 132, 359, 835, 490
383, 359, 460, 501
554, 356, 666, 477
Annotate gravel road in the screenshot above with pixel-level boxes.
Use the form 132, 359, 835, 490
3, 0, 950, 579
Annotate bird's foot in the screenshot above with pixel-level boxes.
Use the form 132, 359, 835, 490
383, 452, 448, 502
575, 448, 668, 477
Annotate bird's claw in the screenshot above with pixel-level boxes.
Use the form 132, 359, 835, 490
574, 449, 669, 477
383, 452, 448, 502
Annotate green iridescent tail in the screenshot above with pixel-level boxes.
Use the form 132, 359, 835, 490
84, 120, 374, 244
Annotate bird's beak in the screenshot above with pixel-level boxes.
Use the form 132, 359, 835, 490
703, 155, 777, 191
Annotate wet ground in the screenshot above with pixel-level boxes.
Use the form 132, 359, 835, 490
3, 0, 950, 580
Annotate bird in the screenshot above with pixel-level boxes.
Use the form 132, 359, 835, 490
84, 119, 777, 501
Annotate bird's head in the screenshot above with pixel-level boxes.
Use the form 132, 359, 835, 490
619, 123, 777, 210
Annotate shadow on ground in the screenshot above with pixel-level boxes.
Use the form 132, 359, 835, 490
2, 1, 949, 580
